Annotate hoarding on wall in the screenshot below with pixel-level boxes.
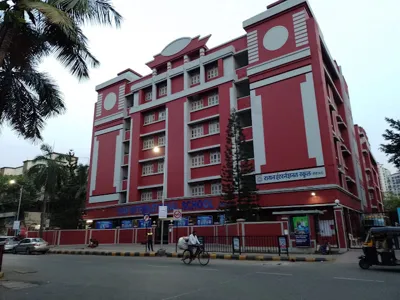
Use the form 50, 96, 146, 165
174, 218, 189, 227
256, 167, 326, 184
197, 216, 213, 226
292, 216, 311, 247
138, 220, 152, 228
121, 220, 133, 228
95, 221, 113, 229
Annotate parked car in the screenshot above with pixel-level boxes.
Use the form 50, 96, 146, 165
0, 236, 20, 252
13, 238, 49, 254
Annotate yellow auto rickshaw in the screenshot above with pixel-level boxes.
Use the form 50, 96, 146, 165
359, 226, 400, 269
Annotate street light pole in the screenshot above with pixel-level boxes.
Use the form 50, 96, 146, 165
16, 187, 23, 221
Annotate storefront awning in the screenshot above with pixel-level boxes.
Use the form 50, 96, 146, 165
272, 210, 324, 215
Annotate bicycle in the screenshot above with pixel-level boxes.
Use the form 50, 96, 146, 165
182, 245, 210, 266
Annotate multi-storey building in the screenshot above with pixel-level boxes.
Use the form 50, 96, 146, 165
354, 126, 383, 212
85, 0, 377, 246
390, 172, 400, 196
378, 163, 393, 197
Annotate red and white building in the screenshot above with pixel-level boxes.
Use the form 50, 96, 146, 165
84, 0, 382, 250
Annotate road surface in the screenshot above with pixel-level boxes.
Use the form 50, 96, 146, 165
1, 253, 399, 300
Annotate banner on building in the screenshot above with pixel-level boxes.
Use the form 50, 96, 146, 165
256, 167, 326, 184
292, 216, 311, 247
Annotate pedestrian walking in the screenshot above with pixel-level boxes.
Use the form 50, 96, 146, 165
147, 229, 154, 252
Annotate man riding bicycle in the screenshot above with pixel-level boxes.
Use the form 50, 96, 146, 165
188, 231, 201, 259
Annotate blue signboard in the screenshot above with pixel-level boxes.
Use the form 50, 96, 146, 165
174, 218, 189, 227
138, 219, 152, 228
397, 208, 400, 223
121, 220, 133, 228
117, 199, 215, 216
95, 220, 113, 229
219, 214, 225, 225
197, 216, 213, 226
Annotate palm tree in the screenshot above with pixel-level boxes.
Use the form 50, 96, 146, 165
0, 55, 65, 140
28, 144, 68, 237
0, 0, 122, 79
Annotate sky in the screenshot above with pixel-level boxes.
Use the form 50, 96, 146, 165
0, 0, 399, 173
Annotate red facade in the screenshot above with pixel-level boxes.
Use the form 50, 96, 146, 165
85, 0, 381, 232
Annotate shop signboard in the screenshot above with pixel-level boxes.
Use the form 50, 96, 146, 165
292, 216, 311, 247
121, 220, 133, 228
174, 218, 189, 227
138, 219, 152, 228
95, 220, 113, 229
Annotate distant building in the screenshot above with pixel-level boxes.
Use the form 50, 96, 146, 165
378, 164, 393, 196
0, 152, 78, 176
391, 172, 400, 196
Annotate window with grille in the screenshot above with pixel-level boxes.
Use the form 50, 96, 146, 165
159, 85, 167, 96
191, 100, 203, 111
145, 91, 152, 101
191, 73, 200, 85
207, 67, 218, 79
141, 191, 152, 201
142, 163, 154, 175
158, 135, 165, 146
209, 121, 220, 134
211, 183, 222, 195
156, 190, 163, 200
158, 161, 164, 173
191, 125, 204, 138
143, 137, 154, 150
369, 192, 374, 199
210, 151, 221, 164
159, 110, 166, 120
191, 185, 205, 196
191, 155, 204, 167
144, 113, 155, 125
208, 93, 219, 106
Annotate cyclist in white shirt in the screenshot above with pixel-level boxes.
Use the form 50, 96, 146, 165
188, 231, 201, 259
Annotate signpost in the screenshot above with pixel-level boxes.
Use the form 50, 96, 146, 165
173, 209, 182, 252
158, 206, 168, 250
144, 214, 150, 252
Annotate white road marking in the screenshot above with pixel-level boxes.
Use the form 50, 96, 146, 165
333, 277, 384, 283
256, 272, 293, 276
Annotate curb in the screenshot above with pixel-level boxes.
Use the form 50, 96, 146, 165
48, 250, 334, 262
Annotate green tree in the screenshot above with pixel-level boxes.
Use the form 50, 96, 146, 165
0, 0, 122, 77
0, 0, 122, 139
27, 144, 68, 237
50, 151, 88, 229
380, 118, 400, 170
220, 109, 258, 222
0, 55, 65, 140
383, 193, 400, 212
0, 174, 40, 218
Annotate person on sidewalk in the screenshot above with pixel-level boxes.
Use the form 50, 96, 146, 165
147, 229, 154, 252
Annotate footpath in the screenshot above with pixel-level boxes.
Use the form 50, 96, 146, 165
47, 244, 339, 262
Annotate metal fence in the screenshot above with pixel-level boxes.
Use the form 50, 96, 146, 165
197, 236, 288, 255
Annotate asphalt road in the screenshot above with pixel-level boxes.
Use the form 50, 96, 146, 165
1, 253, 399, 300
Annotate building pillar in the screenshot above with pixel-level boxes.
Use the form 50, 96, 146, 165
334, 205, 348, 252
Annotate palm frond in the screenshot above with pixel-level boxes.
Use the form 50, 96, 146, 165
0, 58, 65, 140
50, 0, 122, 27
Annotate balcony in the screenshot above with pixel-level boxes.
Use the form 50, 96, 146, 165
236, 67, 247, 81
190, 105, 219, 122
122, 179, 128, 191
336, 115, 347, 129
123, 154, 129, 165
124, 130, 130, 141
327, 96, 337, 111
191, 134, 220, 150
242, 126, 253, 141
340, 144, 351, 156
237, 96, 250, 111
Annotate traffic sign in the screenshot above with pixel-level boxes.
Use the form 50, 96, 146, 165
143, 214, 150, 222
173, 209, 182, 220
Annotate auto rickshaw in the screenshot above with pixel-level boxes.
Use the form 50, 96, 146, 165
358, 226, 400, 269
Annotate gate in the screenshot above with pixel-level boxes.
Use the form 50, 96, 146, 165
315, 213, 338, 248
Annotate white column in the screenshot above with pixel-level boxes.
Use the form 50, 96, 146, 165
163, 108, 169, 199
167, 62, 172, 96
183, 55, 189, 89
183, 101, 190, 196
199, 48, 205, 84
